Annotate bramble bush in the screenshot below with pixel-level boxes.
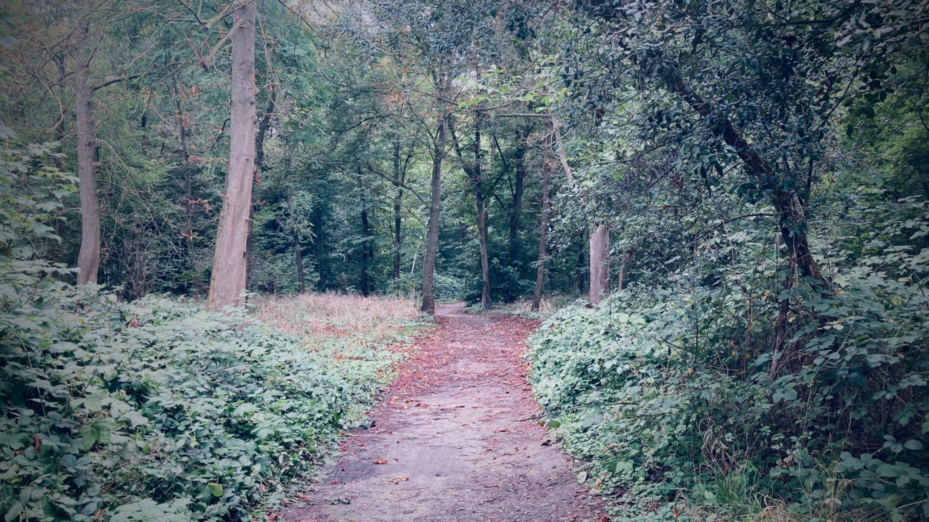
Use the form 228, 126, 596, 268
0, 138, 417, 521
528, 195, 929, 521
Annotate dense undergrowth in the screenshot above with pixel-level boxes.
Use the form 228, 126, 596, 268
0, 283, 421, 522
0, 284, 420, 522
528, 196, 929, 522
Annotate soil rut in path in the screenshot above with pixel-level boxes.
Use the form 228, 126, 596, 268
284, 303, 604, 522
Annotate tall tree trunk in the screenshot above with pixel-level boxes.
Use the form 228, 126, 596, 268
175, 82, 195, 290
294, 233, 305, 293
670, 76, 827, 288
246, 87, 276, 289
477, 193, 491, 310
509, 141, 527, 267
451, 117, 491, 310
393, 139, 403, 282
361, 204, 370, 297
576, 237, 586, 294
421, 116, 446, 315
589, 225, 609, 305
286, 187, 305, 293
473, 124, 491, 310
314, 204, 325, 288
532, 144, 552, 312
75, 24, 100, 285
54, 52, 67, 171
207, 2, 257, 310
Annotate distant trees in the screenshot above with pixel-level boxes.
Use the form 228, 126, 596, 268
0, 0, 594, 310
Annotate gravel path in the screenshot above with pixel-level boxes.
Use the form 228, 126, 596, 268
283, 303, 605, 522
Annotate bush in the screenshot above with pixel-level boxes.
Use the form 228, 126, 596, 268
527, 198, 929, 521
0, 282, 407, 522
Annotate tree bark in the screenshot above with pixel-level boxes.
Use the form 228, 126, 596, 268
576, 237, 586, 294
286, 188, 305, 293
393, 139, 403, 282
589, 225, 609, 305
532, 144, 552, 312
451, 118, 491, 309
75, 24, 101, 286
474, 124, 491, 310
361, 203, 371, 297
477, 192, 491, 310
54, 52, 67, 171
508, 140, 527, 267
246, 87, 276, 288
770, 245, 798, 377
207, 1, 257, 310
421, 116, 446, 316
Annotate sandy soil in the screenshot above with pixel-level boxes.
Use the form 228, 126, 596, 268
282, 303, 605, 522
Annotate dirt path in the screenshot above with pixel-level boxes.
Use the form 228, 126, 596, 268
283, 303, 604, 522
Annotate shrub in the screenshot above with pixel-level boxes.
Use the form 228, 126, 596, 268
527, 198, 929, 521
0, 282, 409, 522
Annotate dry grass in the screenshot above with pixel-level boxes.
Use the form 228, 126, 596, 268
253, 292, 421, 342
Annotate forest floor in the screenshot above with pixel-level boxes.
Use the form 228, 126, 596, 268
281, 303, 606, 522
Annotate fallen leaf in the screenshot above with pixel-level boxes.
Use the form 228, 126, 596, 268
387, 476, 409, 484
373, 459, 389, 465
484, 484, 499, 488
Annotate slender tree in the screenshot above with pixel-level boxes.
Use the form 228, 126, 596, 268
420, 105, 447, 315
74, 21, 100, 285
532, 132, 552, 311
207, 0, 257, 310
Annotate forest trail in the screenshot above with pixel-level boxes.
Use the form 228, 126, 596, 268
283, 303, 605, 522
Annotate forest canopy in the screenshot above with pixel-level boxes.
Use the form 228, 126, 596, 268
1, 0, 928, 520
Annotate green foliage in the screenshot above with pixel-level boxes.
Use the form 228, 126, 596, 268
528, 195, 929, 521
0, 146, 410, 520
0, 283, 405, 521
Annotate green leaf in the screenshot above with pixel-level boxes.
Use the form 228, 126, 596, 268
4, 502, 22, 522
208, 483, 224, 497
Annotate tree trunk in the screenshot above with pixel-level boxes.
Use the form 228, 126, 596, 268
174, 81, 196, 291
451, 118, 491, 310
246, 88, 276, 289
576, 238, 586, 294
361, 204, 370, 297
770, 246, 797, 377
314, 204, 325, 287
75, 25, 100, 286
393, 139, 403, 282
671, 76, 827, 288
54, 52, 67, 171
532, 145, 552, 312
589, 225, 609, 305
207, 2, 257, 310
473, 124, 491, 310
421, 116, 446, 315
509, 141, 527, 267
477, 193, 491, 310
287, 188, 305, 293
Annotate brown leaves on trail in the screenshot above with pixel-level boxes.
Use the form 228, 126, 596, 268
373, 459, 389, 465
387, 476, 409, 484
